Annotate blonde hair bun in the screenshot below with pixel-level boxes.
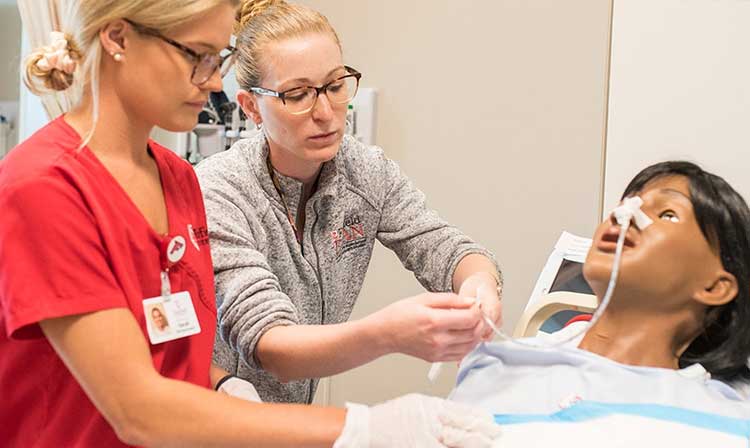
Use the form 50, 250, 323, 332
236, 0, 286, 32
23, 32, 82, 95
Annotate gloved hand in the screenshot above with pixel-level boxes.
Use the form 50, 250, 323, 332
333, 393, 501, 448
216, 376, 263, 403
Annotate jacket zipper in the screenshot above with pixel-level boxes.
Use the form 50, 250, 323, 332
305, 199, 325, 404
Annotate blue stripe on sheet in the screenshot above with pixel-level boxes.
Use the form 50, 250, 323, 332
494, 401, 750, 437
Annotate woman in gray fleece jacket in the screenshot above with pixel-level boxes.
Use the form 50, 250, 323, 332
196, 0, 503, 405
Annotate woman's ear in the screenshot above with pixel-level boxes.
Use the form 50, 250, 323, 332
694, 269, 738, 306
237, 90, 262, 126
99, 20, 128, 59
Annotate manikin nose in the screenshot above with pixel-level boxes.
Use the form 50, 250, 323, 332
611, 196, 653, 230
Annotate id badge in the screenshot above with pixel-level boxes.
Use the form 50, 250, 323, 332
143, 291, 201, 345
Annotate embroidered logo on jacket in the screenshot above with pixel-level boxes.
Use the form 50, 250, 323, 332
331, 214, 367, 258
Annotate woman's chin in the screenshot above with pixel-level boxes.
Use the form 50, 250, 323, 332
157, 115, 200, 134
304, 143, 340, 163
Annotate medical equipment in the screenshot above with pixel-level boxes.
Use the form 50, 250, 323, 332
513, 291, 597, 338
428, 196, 653, 382
182, 90, 252, 163
345, 104, 357, 136
192, 124, 226, 162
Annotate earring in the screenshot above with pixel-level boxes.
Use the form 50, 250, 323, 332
256, 122, 263, 130
112, 53, 123, 62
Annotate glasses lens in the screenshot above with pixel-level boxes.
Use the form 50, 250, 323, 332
191, 54, 222, 85
283, 87, 318, 114
326, 75, 359, 104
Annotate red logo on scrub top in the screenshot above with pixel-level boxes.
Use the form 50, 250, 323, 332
192, 225, 210, 246
170, 240, 184, 255
166, 236, 187, 264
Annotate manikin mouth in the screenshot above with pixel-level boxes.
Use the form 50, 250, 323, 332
598, 226, 637, 250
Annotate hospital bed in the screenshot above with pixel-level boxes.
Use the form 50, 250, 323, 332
512, 291, 597, 338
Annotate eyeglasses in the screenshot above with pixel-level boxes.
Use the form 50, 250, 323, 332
249, 66, 362, 115
124, 19, 236, 86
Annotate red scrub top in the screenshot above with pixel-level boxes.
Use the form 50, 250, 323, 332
0, 117, 217, 447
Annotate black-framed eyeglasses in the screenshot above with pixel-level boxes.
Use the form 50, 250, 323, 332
249, 66, 362, 115
124, 19, 236, 86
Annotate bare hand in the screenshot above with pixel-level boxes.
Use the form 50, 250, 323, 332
457, 272, 502, 340
366, 292, 484, 362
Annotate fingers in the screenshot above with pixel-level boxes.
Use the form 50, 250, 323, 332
429, 304, 483, 331
439, 403, 503, 448
440, 427, 498, 448
440, 342, 481, 361
419, 292, 476, 310
422, 305, 484, 361
457, 281, 477, 299
475, 283, 502, 340
481, 326, 495, 341
433, 323, 485, 361
447, 320, 484, 344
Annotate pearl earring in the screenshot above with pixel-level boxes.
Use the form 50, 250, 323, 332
113, 53, 123, 62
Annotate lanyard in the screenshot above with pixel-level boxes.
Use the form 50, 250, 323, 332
266, 155, 302, 245
160, 243, 173, 299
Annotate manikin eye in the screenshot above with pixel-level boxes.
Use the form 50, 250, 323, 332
659, 210, 680, 223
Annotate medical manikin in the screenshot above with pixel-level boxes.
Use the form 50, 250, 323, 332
450, 161, 750, 447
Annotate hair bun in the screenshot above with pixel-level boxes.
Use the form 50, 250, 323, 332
236, 0, 286, 32
23, 31, 81, 95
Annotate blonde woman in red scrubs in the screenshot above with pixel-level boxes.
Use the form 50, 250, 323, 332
0, 1, 501, 447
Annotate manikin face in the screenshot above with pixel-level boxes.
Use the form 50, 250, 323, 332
151, 307, 168, 331
584, 175, 727, 313
241, 33, 348, 166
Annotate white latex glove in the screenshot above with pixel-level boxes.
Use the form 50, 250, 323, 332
216, 376, 263, 403
333, 393, 501, 448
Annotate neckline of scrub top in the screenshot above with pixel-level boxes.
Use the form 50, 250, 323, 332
56, 115, 176, 242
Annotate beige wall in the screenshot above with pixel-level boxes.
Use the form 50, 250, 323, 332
301, 1, 613, 405
604, 0, 750, 213
0, 5, 22, 101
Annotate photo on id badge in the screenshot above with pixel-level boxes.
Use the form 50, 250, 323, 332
143, 292, 201, 344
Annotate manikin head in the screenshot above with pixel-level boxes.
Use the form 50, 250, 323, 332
584, 161, 750, 382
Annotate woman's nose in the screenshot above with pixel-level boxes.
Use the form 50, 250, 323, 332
201, 68, 223, 93
311, 92, 334, 121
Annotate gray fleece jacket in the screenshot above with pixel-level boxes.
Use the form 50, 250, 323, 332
196, 134, 497, 404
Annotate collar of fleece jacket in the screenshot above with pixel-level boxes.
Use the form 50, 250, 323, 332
251, 134, 344, 209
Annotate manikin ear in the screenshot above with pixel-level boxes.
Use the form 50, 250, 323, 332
237, 90, 262, 126
694, 270, 738, 307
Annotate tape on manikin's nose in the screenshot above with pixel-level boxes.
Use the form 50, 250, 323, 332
612, 196, 653, 230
